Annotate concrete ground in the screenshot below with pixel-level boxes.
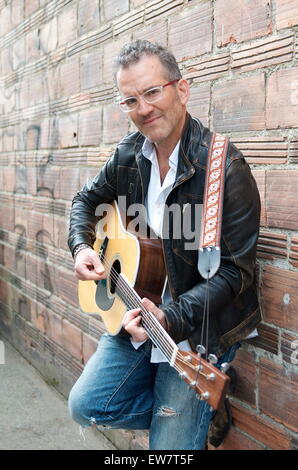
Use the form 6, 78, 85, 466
0, 338, 116, 450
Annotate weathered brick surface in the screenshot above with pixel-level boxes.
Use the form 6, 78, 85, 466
215, 0, 272, 46
266, 170, 298, 230
213, 75, 266, 132
260, 265, 298, 332
267, 67, 298, 129
275, 0, 298, 30
259, 358, 298, 432
230, 349, 257, 407
168, 1, 212, 61
0, 0, 297, 452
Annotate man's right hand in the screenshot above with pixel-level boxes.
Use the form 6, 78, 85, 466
74, 247, 106, 281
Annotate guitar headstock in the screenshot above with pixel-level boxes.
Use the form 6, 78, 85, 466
175, 350, 230, 411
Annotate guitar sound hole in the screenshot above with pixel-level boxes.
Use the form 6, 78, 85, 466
110, 259, 121, 294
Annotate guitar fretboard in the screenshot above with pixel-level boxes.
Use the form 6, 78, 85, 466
114, 273, 178, 365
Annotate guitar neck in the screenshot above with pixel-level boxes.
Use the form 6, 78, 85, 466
115, 275, 179, 366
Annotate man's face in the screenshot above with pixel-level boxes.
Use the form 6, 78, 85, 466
116, 55, 189, 148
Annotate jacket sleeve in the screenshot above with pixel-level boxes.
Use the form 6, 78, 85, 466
68, 149, 118, 256
161, 156, 261, 345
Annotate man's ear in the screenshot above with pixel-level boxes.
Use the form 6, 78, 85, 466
177, 78, 190, 106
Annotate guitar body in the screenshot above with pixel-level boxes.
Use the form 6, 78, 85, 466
78, 201, 167, 335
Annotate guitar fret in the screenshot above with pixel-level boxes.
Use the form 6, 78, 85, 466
115, 277, 177, 364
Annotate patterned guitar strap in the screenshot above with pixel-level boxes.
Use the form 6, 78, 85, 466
197, 132, 229, 357
197, 132, 229, 279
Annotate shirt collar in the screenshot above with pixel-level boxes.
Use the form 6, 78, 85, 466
142, 138, 180, 170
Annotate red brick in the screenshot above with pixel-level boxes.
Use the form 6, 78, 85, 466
26, 29, 40, 64
289, 237, 298, 268
168, 1, 212, 61
187, 83, 210, 127
28, 74, 46, 107
31, 302, 47, 334
0, 5, 12, 36
231, 349, 257, 407
80, 51, 103, 90
79, 108, 102, 146
103, 104, 129, 144
230, 401, 292, 450
1, 47, 13, 76
231, 135, 288, 165
12, 37, 25, 71
103, 0, 129, 21
36, 165, 60, 198
248, 323, 279, 355
213, 75, 266, 132
131, 0, 147, 6
260, 265, 298, 332
103, 36, 130, 84
266, 67, 298, 129
211, 426, 264, 450
54, 217, 69, 252
59, 57, 80, 97
58, 113, 79, 149
46, 310, 63, 346
215, 0, 272, 46
266, 170, 298, 230
0, 200, 14, 231
39, 18, 58, 54
78, 0, 100, 36
45, 67, 60, 101
58, 167, 80, 201
25, 0, 39, 18
133, 21, 167, 46
58, 3, 78, 46
82, 333, 98, 364
11, 0, 25, 28
56, 268, 78, 307
276, 0, 298, 29
231, 34, 293, 73
184, 53, 230, 83
281, 331, 298, 365
259, 358, 298, 432
62, 319, 82, 361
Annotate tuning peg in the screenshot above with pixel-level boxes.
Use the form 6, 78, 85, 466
201, 391, 210, 401
221, 362, 230, 373
179, 371, 188, 379
208, 353, 218, 365
196, 344, 206, 356
206, 372, 216, 381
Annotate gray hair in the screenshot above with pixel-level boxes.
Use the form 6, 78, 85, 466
113, 40, 182, 84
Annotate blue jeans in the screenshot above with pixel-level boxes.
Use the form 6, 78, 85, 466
68, 333, 240, 450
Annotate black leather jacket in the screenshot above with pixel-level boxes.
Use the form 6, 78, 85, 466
68, 114, 261, 357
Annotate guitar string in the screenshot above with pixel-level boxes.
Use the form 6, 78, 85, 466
93, 254, 219, 403
97, 252, 186, 367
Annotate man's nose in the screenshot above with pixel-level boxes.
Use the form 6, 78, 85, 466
136, 96, 154, 115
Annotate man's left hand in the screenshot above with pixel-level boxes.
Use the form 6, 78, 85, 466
123, 297, 167, 343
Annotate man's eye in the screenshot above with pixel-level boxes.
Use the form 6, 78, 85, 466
145, 88, 160, 98
125, 98, 137, 107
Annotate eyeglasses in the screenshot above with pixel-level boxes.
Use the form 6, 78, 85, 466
118, 79, 179, 112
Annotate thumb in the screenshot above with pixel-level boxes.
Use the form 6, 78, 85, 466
90, 252, 105, 275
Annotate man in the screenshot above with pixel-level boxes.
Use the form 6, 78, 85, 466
68, 40, 261, 450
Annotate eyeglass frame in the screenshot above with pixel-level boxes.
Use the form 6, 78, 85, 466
118, 79, 179, 113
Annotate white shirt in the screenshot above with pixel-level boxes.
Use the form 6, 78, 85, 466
130, 137, 257, 361
130, 138, 191, 362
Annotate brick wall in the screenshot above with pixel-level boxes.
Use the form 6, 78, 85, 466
0, 0, 297, 450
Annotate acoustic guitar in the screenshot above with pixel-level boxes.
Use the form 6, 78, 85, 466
78, 201, 230, 411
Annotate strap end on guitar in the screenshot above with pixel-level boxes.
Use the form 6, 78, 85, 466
197, 246, 221, 279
